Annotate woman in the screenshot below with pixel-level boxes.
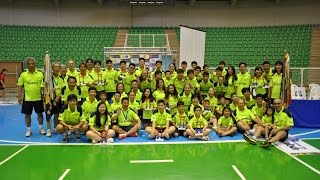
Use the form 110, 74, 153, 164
86, 102, 115, 144
152, 79, 166, 102
139, 70, 151, 93
164, 84, 180, 115
252, 66, 268, 99
179, 84, 193, 113
168, 63, 177, 79
224, 66, 237, 103
139, 88, 157, 127
268, 61, 283, 104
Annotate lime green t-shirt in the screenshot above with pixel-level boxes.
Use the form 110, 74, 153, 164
274, 107, 294, 129
236, 72, 252, 98
52, 75, 65, 97
214, 82, 226, 97
123, 73, 137, 94
133, 89, 143, 103
229, 102, 237, 112
61, 85, 81, 102
225, 77, 236, 99
251, 104, 265, 118
139, 79, 151, 92
109, 101, 122, 113
234, 108, 255, 124
135, 67, 147, 77
172, 112, 189, 126
89, 114, 111, 131
164, 77, 175, 88
151, 110, 172, 128
218, 116, 234, 127
112, 108, 139, 126
167, 95, 180, 115
199, 80, 214, 96
270, 73, 282, 99
17, 70, 44, 101
206, 95, 218, 108
173, 77, 187, 95
66, 69, 79, 78
153, 90, 166, 102
261, 115, 273, 125
262, 68, 273, 82
187, 77, 200, 93
129, 100, 140, 114
76, 74, 94, 98
188, 116, 208, 129
58, 105, 85, 125
104, 68, 118, 93
179, 92, 193, 113
188, 104, 204, 117
81, 97, 99, 120
252, 76, 267, 96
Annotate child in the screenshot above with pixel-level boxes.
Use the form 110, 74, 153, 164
179, 84, 193, 113
216, 106, 237, 137
199, 71, 214, 99
186, 105, 211, 141
109, 92, 122, 113
146, 100, 176, 140
98, 91, 110, 109
215, 96, 227, 119
202, 98, 217, 129
56, 94, 87, 142
172, 101, 189, 137
86, 102, 115, 144
229, 93, 238, 112
188, 95, 204, 118
244, 106, 274, 145
164, 70, 174, 87
139, 88, 157, 127
186, 69, 200, 94
164, 84, 180, 115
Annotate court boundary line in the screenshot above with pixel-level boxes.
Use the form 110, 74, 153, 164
291, 129, 320, 137
232, 165, 246, 180
0, 139, 245, 146
58, 169, 71, 180
0, 145, 29, 166
274, 145, 320, 175
130, 159, 174, 164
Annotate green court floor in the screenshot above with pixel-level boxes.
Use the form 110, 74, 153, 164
0, 141, 319, 180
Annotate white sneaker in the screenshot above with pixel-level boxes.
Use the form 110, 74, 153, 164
249, 129, 255, 135
46, 129, 52, 137
39, 128, 46, 135
107, 138, 114, 143
25, 130, 32, 137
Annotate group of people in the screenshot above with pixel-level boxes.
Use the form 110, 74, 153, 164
17, 56, 293, 147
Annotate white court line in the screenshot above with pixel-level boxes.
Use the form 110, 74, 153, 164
232, 165, 246, 180
274, 145, 320, 175
130, 160, 174, 164
0, 139, 245, 146
58, 169, 71, 180
0, 145, 29, 166
291, 129, 320, 137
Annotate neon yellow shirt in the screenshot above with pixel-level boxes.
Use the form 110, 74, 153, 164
151, 110, 172, 128
17, 69, 44, 101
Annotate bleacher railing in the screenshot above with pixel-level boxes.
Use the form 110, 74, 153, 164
125, 34, 170, 50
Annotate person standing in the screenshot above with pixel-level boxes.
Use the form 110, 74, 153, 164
18, 57, 45, 137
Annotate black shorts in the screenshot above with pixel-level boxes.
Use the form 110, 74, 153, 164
174, 129, 186, 136
21, 100, 44, 115
156, 127, 166, 133
50, 100, 61, 114
269, 129, 289, 142
119, 125, 134, 132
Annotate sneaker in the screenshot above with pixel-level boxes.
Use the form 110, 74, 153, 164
25, 130, 32, 137
107, 138, 114, 143
74, 131, 81, 140
39, 128, 46, 135
249, 129, 255, 135
118, 134, 127, 140
188, 136, 196, 140
52, 128, 58, 134
129, 132, 138, 137
260, 141, 271, 148
46, 129, 52, 137
62, 133, 68, 143
243, 134, 256, 145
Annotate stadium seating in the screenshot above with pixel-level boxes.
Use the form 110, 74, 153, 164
127, 27, 166, 47
0, 25, 117, 68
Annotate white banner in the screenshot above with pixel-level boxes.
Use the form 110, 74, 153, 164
275, 140, 320, 154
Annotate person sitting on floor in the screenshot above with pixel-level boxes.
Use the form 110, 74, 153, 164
186, 105, 211, 141
111, 97, 141, 140
56, 94, 87, 143
86, 102, 115, 144
146, 100, 176, 140
172, 101, 189, 137
215, 106, 237, 137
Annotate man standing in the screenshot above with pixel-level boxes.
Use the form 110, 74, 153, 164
18, 57, 45, 137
